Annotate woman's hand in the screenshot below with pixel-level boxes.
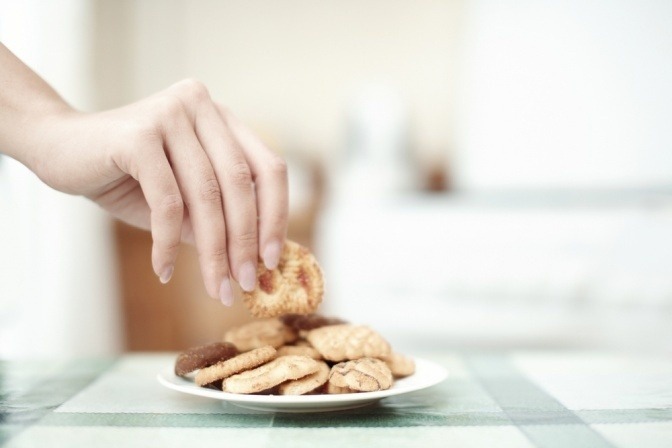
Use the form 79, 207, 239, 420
13, 78, 288, 305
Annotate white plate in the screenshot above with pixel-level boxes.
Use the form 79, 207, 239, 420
157, 357, 448, 413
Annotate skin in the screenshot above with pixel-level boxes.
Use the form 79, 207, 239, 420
0, 43, 288, 305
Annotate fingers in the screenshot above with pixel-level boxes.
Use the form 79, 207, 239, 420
131, 79, 288, 306
135, 144, 183, 284
190, 99, 259, 293
216, 104, 289, 269
159, 98, 232, 305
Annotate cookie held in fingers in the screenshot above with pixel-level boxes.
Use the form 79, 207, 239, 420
195, 346, 277, 386
242, 240, 324, 318
277, 361, 330, 395
223, 355, 322, 394
329, 358, 393, 392
174, 342, 239, 377
307, 324, 391, 362
224, 319, 296, 352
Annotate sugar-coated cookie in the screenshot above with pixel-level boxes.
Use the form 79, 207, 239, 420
324, 382, 354, 394
329, 358, 393, 392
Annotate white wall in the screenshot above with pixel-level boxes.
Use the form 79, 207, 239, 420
125, 0, 462, 160
318, 197, 672, 354
455, 0, 672, 190
0, 0, 122, 357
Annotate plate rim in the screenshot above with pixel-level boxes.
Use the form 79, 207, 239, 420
157, 357, 448, 407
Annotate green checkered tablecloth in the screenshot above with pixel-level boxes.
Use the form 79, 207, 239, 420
1, 352, 671, 447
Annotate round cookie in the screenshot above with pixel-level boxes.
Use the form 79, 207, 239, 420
242, 241, 324, 318
382, 352, 416, 378
195, 346, 277, 386
324, 382, 355, 394
278, 361, 330, 395
174, 342, 239, 377
276, 345, 322, 360
329, 358, 393, 392
223, 355, 322, 394
306, 324, 391, 362
224, 319, 296, 352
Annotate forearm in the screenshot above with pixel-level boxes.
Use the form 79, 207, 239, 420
0, 43, 74, 171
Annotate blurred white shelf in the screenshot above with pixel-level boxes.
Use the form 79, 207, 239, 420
316, 193, 672, 353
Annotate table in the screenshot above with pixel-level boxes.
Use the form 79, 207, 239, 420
1, 352, 671, 447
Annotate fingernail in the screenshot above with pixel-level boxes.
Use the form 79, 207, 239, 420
219, 277, 234, 307
263, 240, 282, 270
239, 261, 257, 292
159, 266, 174, 284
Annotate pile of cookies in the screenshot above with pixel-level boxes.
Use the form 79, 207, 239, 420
174, 314, 415, 395
174, 240, 414, 395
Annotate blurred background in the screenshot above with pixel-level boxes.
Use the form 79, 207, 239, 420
1, 0, 672, 358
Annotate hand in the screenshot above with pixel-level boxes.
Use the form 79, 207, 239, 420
32, 79, 288, 305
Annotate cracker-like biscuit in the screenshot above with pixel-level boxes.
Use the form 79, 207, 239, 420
242, 241, 324, 318
306, 324, 391, 362
174, 342, 239, 376
224, 319, 296, 351
223, 355, 322, 394
195, 346, 276, 386
276, 345, 322, 360
278, 361, 330, 395
381, 352, 416, 378
329, 358, 393, 392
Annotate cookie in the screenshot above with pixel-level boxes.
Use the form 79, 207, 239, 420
223, 355, 322, 394
174, 342, 239, 376
382, 352, 416, 378
278, 361, 330, 395
324, 382, 354, 394
276, 345, 322, 360
202, 380, 224, 391
280, 313, 347, 331
195, 346, 277, 386
242, 240, 324, 317
224, 318, 296, 352
329, 358, 393, 392
306, 324, 391, 362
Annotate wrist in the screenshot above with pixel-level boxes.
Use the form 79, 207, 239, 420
27, 106, 87, 191
0, 98, 74, 171
25, 104, 78, 179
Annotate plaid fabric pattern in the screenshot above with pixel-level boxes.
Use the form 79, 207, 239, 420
2, 353, 671, 447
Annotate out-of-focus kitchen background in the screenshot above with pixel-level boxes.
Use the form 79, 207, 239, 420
2, 0, 672, 358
